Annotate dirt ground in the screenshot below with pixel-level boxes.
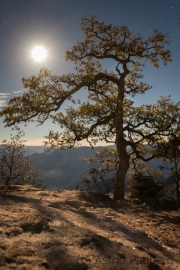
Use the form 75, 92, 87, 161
0, 185, 180, 270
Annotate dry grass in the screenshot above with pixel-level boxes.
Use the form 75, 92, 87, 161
0, 185, 180, 270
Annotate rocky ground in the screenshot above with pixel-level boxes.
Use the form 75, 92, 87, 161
0, 185, 180, 270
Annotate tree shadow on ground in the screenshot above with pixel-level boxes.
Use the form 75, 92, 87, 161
0, 189, 179, 270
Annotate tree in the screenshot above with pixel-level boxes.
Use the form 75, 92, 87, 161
155, 134, 180, 201
81, 143, 162, 196
81, 146, 118, 195
0, 16, 179, 200
0, 127, 43, 188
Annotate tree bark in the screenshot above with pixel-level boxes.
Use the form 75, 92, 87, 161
113, 77, 130, 200
174, 158, 180, 202
113, 136, 130, 200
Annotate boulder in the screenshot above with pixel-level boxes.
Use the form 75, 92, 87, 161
127, 174, 163, 202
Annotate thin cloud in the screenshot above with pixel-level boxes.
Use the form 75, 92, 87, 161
0, 93, 10, 106
0, 100, 7, 107
13, 90, 25, 94
0, 92, 10, 96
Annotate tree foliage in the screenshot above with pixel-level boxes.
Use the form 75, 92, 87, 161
0, 127, 43, 187
81, 143, 162, 195
0, 16, 178, 200
155, 133, 180, 201
81, 147, 117, 195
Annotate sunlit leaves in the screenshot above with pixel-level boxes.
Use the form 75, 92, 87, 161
0, 16, 176, 199
0, 16, 173, 150
67, 15, 172, 69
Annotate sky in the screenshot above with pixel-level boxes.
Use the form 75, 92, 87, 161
0, 0, 180, 146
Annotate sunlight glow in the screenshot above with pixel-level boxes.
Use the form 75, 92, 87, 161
31, 46, 47, 62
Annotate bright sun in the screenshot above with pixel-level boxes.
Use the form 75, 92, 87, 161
31, 46, 47, 62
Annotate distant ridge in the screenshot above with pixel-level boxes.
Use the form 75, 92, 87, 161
0, 144, 171, 191
24, 146, 45, 154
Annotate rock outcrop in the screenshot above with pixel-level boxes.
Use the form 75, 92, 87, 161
127, 174, 163, 203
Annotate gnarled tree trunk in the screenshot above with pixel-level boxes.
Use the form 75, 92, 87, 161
113, 136, 130, 200
113, 75, 130, 200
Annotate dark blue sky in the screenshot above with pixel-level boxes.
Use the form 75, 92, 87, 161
0, 0, 180, 145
